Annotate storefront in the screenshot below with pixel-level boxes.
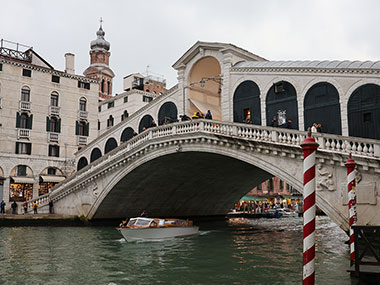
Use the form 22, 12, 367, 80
39, 175, 65, 195
9, 176, 35, 202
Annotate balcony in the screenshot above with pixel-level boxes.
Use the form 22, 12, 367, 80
17, 128, 30, 139
48, 132, 59, 142
19, 100, 31, 111
49, 105, 60, 116
78, 110, 88, 120
77, 136, 87, 145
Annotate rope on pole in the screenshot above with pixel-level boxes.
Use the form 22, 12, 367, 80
301, 129, 319, 285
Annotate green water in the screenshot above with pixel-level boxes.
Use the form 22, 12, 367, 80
0, 216, 356, 284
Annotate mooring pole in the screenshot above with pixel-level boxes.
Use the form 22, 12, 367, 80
301, 129, 319, 285
345, 153, 357, 267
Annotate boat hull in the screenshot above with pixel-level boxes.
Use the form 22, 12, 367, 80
117, 226, 199, 242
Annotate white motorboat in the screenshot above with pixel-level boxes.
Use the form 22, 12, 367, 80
117, 217, 199, 242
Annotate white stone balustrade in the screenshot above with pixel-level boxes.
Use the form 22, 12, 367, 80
49, 105, 60, 116
78, 110, 88, 120
48, 132, 59, 142
17, 128, 30, 139
19, 100, 31, 111
77, 136, 87, 145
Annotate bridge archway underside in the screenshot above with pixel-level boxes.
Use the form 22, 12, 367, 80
94, 152, 272, 219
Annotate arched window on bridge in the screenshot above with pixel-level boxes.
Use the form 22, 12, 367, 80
348, 83, 380, 139
266, 81, 298, 129
120, 127, 135, 142
104, 137, 118, 154
233, 80, 261, 125
90, 147, 102, 163
139, 114, 154, 133
304, 82, 341, 135
158, 101, 178, 125
77, 157, 88, 171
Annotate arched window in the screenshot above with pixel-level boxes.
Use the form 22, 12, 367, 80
107, 81, 111, 95
21, 87, 30, 102
101, 79, 105, 93
79, 97, 87, 111
20, 113, 29, 129
104, 137, 118, 154
138, 114, 154, 132
107, 115, 114, 127
233, 80, 261, 125
90, 148, 102, 162
50, 92, 59, 107
121, 110, 129, 121
50, 116, 59, 132
77, 157, 88, 171
158, 102, 178, 125
120, 127, 134, 142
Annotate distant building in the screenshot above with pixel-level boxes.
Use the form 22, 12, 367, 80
83, 23, 115, 100
123, 72, 166, 94
0, 39, 98, 206
248, 177, 300, 197
97, 89, 158, 135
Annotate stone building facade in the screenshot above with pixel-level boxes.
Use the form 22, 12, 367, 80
123, 73, 167, 94
0, 40, 98, 209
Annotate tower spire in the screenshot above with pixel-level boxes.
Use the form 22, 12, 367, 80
99, 17, 103, 29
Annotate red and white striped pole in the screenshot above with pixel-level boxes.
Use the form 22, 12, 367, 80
301, 129, 319, 285
345, 154, 357, 266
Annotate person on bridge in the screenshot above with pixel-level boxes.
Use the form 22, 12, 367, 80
49, 200, 54, 214
11, 201, 17, 214
33, 202, 38, 214
150, 120, 157, 128
286, 119, 293, 129
180, 114, 191, 121
1, 200, 6, 214
271, 116, 278, 127
133, 131, 138, 137
23, 202, 28, 214
205, 110, 213, 120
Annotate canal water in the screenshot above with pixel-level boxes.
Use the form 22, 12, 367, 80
0, 216, 356, 284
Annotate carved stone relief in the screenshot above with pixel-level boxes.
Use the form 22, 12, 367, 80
316, 164, 335, 191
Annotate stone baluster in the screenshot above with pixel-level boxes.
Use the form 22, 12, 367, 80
271, 130, 278, 142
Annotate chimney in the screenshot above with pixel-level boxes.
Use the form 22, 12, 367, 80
64, 53, 75, 74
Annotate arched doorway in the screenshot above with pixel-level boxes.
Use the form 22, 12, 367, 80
9, 165, 34, 201
348, 84, 380, 139
233, 80, 261, 125
158, 102, 178, 125
77, 157, 88, 171
139, 114, 154, 132
104, 138, 118, 154
121, 127, 135, 142
266, 81, 298, 129
304, 82, 341, 135
90, 148, 102, 162
188, 56, 221, 120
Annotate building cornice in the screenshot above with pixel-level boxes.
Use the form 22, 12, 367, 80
0, 58, 99, 83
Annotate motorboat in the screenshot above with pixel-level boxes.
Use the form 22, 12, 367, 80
117, 217, 199, 242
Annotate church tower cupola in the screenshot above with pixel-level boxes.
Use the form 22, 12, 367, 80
84, 18, 115, 100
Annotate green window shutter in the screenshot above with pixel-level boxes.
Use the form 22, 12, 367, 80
57, 118, 61, 133
27, 143, 32, 154
16, 113, 21, 128
15, 142, 19, 154
85, 122, 89, 136
75, 121, 79, 135
29, 114, 33, 129
46, 117, 50, 132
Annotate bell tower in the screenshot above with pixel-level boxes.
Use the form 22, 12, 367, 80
84, 18, 115, 100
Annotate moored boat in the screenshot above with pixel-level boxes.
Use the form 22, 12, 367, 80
117, 217, 199, 242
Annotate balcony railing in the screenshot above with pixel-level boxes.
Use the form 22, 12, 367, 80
78, 110, 88, 120
17, 128, 30, 139
49, 105, 60, 116
48, 132, 59, 142
77, 136, 87, 145
19, 100, 31, 111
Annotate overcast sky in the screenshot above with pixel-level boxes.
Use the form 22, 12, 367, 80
2, 0, 380, 93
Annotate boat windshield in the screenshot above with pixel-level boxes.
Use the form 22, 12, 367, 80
127, 219, 137, 226
135, 219, 151, 226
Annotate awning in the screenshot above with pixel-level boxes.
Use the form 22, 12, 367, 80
281, 195, 303, 200
188, 98, 221, 119
240, 195, 266, 201
10, 176, 35, 184
40, 175, 66, 183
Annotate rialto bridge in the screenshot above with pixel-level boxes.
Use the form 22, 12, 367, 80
27, 42, 380, 231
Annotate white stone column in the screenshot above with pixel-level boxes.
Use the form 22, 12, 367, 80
221, 52, 233, 122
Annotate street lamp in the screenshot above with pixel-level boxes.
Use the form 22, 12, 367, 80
182, 75, 223, 116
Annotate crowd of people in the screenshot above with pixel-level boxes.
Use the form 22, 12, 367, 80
0, 199, 54, 215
